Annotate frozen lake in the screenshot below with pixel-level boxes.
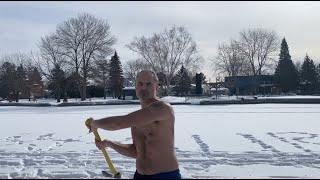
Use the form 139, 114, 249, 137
1, 104, 320, 178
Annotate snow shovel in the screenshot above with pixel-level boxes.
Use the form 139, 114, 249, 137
85, 118, 121, 179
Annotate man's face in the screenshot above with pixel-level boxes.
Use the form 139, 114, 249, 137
135, 72, 158, 101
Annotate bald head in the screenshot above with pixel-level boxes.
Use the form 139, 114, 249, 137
136, 70, 159, 83
135, 70, 159, 101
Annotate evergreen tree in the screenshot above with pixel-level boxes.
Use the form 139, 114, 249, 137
317, 64, 320, 92
192, 72, 206, 84
15, 64, 28, 102
28, 67, 42, 85
109, 51, 124, 99
175, 65, 191, 96
195, 73, 203, 95
0, 62, 17, 101
300, 55, 317, 94
274, 38, 299, 93
65, 72, 80, 98
48, 64, 66, 102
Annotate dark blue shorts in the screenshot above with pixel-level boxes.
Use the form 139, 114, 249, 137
134, 169, 181, 179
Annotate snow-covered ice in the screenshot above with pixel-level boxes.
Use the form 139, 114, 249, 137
1, 103, 320, 178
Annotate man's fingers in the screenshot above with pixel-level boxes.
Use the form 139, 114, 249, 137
85, 118, 94, 132
95, 139, 104, 150
85, 122, 94, 133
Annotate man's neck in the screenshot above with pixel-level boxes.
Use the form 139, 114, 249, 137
140, 98, 158, 108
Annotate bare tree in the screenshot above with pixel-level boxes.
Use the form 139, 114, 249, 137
124, 58, 151, 86
0, 52, 33, 68
92, 54, 110, 99
126, 25, 203, 95
238, 28, 280, 76
38, 34, 67, 79
54, 13, 116, 100
213, 39, 249, 77
37, 34, 69, 102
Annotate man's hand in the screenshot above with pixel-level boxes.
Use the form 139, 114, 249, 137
95, 139, 109, 150
85, 118, 97, 133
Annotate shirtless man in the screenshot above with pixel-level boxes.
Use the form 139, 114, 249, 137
86, 70, 181, 179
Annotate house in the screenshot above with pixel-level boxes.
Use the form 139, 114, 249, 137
224, 75, 275, 95
28, 83, 45, 100
210, 87, 230, 96
122, 87, 137, 100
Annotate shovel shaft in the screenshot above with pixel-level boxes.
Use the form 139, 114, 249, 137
86, 118, 119, 177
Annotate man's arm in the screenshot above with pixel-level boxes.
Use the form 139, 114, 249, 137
100, 140, 137, 158
92, 101, 173, 131
95, 128, 137, 158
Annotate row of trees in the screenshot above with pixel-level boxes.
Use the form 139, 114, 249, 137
36, 13, 203, 100
45, 51, 124, 102
0, 13, 208, 101
0, 52, 204, 101
214, 28, 320, 94
2, 13, 319, 102
214, 28, 279, 77
37, 13, 117, 101
274, 38, 320, 94
0, 54, 43, 102
125, 25, 203, 95
0, 51, 124, 102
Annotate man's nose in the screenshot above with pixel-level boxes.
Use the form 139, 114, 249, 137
141, 84, 147, 89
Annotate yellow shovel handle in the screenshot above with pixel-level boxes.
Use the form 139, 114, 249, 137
85, 118, 119, 176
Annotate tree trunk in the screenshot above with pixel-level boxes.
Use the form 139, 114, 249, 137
15, 92, 19, 102
56, 88, 61, 103
81, 85, 86, 101
80, 73, 87, 101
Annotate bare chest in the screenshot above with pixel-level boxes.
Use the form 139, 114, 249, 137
135, 121, 161, 141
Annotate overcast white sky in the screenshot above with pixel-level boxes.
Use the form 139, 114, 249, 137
1, 1, 320, 81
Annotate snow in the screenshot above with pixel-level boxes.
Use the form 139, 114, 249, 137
0, 97, 123, 105
160, 96, 187, 103
260, 95, 320, 99
1, 100, 320, 178
2, 95, 320, 105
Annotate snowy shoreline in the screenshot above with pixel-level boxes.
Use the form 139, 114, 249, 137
1, 104, 320, 178
2, 96, 320, 106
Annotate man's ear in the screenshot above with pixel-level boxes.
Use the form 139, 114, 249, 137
155, 84, 160, 96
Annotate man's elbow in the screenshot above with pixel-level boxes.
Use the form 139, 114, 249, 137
130, 151, 137, 158
108, 117, 130, 131
130, 145, 137, 158
109, 124, 123, 131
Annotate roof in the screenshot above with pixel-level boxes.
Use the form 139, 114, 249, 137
123, 87, 136, 90
210, 87, 229, 91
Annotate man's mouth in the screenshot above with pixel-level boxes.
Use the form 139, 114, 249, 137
140, 91, 148, 96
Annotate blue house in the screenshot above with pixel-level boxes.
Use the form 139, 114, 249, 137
224, 75, 275, 95
122, 87, 137, 100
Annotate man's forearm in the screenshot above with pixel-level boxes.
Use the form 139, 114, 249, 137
106, 140, 137, 158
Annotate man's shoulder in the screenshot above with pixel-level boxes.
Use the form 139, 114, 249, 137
149, 100, 174, 120
149, 100, 172, 109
